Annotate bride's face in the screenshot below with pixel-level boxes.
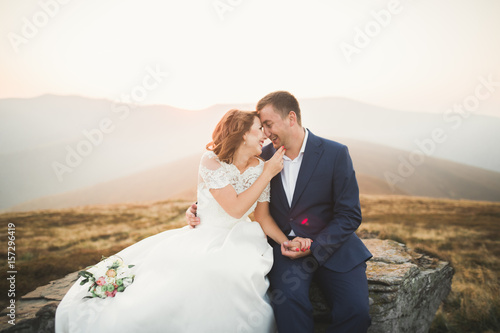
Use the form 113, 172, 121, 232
243, 117, 266, 155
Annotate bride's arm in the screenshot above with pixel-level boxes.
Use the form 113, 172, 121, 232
254, 201, 311, 251
210, 147, 285, 219
253, 201, 288, 245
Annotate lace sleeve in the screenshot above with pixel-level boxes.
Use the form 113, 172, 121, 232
258, 182, 271, 202
198, 151, 230, 190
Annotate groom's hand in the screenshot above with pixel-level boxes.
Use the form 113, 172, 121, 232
281, 241, 311, 259
186, 203, 200, 228
290, 237, 312, 251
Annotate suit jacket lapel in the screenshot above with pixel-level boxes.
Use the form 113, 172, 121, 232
290, 131, 323, 210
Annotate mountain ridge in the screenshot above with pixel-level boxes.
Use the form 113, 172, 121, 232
1, 95, 499, 210
5, 138, 500, 213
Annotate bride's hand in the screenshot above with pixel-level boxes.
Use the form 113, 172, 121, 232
263, 146, 285, 179
185, 203, 199, 228
281, 238, 312, 259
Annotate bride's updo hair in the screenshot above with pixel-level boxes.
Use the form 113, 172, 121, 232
207, 109, 258, 164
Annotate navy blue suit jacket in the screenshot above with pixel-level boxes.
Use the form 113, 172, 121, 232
261, 130, 372, 273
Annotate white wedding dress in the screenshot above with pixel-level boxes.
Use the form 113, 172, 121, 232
55, 151, 276, 333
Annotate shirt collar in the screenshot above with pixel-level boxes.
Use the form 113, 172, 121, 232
300, 128, 309, 154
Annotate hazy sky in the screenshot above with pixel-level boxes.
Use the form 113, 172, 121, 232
1, 0, 499, 115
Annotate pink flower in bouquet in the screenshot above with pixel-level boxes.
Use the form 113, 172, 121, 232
79, 256, 135, 299
96, 277, 106, 286
106, 269, 117, 278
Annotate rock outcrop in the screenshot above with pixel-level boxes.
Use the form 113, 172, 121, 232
0, 273, 77, 333
1, 239, 453, 333
365, 239, 453, 333
311, 239, 454, 333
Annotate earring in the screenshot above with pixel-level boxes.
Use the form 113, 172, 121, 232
244, 141, 246, 145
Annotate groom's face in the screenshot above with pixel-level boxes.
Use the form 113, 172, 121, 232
259, 104, 291, 149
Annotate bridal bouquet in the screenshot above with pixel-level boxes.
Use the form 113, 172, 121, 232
78, 255, 135, 299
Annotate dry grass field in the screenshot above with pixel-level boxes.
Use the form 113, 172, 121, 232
0, 199, 192, 309
1, 195, 499, 332
358, 195, 500, 332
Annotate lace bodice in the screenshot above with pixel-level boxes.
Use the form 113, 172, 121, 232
196, 151, 270, 228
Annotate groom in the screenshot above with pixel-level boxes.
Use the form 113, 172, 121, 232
187, 91, 372, 332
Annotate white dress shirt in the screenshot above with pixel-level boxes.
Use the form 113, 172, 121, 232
281, 129, 309, 236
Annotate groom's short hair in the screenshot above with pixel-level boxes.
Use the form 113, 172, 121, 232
256, 91, 302, 126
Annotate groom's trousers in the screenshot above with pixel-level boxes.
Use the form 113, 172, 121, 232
268, 244, 371, 333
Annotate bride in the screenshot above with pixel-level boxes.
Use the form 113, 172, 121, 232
55, 109, 312, 333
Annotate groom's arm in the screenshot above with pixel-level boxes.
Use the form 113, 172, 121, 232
309, 145, 362, 266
